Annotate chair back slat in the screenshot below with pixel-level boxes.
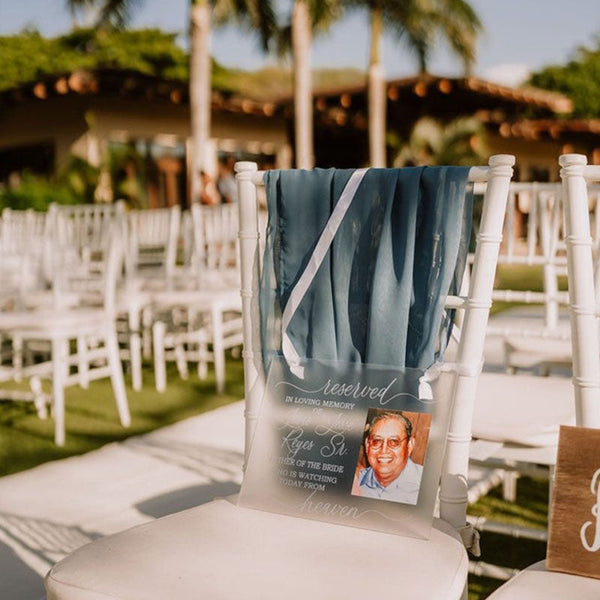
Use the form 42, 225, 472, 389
190, 203, 239, 276
125, 206, 181, 285
235, 162, 264, 459
560, 154, 600, 428
0, 208, 48, 295
440, 155, 514, 529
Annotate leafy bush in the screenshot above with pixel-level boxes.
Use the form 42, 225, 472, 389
0, 27, 253, 96
529, 40, 600, 118
0, 28, 189, 92
0, 173, 78, 211
0, 156, 99, 210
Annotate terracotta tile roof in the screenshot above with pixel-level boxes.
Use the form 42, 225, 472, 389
0, 68, 283, 117
310, 74, 573, 115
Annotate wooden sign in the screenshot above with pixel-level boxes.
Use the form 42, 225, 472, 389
547, 425, 600, 578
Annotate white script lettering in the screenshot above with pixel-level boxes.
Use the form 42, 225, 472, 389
580, 468, 600, 552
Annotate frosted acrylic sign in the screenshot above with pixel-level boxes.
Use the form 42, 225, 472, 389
239, 357, 454, 539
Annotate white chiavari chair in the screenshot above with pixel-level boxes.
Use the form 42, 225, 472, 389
0, 229, 129, 446
482, 154, 600, 599
45, 155, 513, 600
150, 203, 242, 393
466, 182, 577, 571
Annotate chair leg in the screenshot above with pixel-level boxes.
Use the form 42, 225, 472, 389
30, 375, 48, 419
13, 335, 23, 382
212, 305, 225, 394
197, 329, 209, 379
174, 341, 189, 380
51, 337, 68, 446
106, 330, 130, 427
502, 471, 519, 502
77, 335, 90, 389
153, 321, 167, 393
142, 307, 153, 359
128, 309, 143, 392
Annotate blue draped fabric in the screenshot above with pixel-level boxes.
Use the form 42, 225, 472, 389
260, 167, 473, 372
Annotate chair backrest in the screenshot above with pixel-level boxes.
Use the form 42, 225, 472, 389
559, 154, 600, 428
49, 202, 126, 255
235, 155, 514, 531
190, 203, 239, 271
124, 205, 181, 285
40, 203, 125, 305
481, 182, 568, 335
0, 207, 48, 254
0, 208, 48, 296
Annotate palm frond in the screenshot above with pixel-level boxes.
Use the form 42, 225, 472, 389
308, 0, 343, 34
277, 0, 343, 46
355, 0, 482, 74
428, 0, 482, 73
213, 0, 277, 52
276, 24, 293, 58
98, 0, 144, 30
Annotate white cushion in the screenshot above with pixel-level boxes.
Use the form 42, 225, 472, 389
472, 372, 575, 447
504, 336, 572, 370
46, 497, 468, 600
487, 560, 600, 599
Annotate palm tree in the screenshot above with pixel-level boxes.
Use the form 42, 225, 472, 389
280, 1, 341, 169
189, 0, 275, 200
291, 1, 313, 170
347, 0, 482, 167
66, 0, 276, 203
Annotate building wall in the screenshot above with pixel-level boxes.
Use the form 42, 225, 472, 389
486, 131, 598, 181
86, 97, 290, 175
0, 94, 290, 167
0, 96, 89, 172
0, 93, 291, 205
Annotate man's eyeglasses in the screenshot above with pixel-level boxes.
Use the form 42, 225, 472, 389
367, 436, 408, 450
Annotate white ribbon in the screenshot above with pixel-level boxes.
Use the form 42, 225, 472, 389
459, 522, 481, 556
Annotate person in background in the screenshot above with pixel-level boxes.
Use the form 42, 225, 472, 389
216, 156, 238, 204
200, 170, 220, 205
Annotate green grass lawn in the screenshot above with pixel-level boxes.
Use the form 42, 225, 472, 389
468, 477, 549, 599
490, 263, 568, 315
0, 359, 244, 477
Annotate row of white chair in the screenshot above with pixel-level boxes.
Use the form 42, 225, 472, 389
0, 202, 244, 444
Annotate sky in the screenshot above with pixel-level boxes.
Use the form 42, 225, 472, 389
0, 0, 598, 87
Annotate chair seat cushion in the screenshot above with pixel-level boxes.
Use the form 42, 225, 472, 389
0, 309, 109, 336
486, 560, 600, 599
151, 288, 241, 311
472, 372, 575, 447
504, 336, 572, 370
46, 497, 468, 600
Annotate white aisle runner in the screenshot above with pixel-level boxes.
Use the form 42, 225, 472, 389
0, 402, 244, 600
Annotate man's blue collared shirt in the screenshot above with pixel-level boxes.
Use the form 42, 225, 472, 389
357, 458, 423, 505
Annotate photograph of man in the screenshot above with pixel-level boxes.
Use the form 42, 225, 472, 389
351, 410, 429, 505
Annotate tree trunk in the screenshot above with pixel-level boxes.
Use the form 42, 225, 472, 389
368, 6, 386, 167
292, 0, 313, 169
189, 0, 212, 204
